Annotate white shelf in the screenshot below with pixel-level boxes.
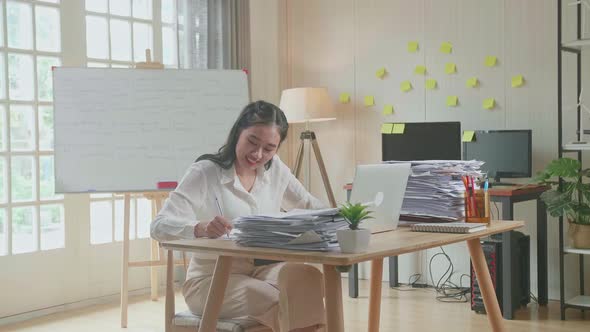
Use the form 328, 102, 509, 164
564, 246, 590, 255
562, 39, 590, 50
565, 295, 590, 308
562, 143, 590, 151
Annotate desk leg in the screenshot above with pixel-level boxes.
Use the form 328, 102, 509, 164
388, 256, 399, 287
467, 239, 505, 332
500, 197, 514, 319
368, 258, 383, 332
348, 264, 359, 298
198, 256, 233, 332
537, 198, 548, 305
323, 265, 344, 332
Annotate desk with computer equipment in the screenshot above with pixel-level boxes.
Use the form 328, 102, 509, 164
346, 124, 547, 320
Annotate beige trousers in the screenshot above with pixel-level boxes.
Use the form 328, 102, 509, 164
183, 262, 326, 331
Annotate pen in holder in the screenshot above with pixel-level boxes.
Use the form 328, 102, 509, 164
464, 189, 490, 223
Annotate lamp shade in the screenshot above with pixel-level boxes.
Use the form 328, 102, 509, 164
279, 87, 336, 123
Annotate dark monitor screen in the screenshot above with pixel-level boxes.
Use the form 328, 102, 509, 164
382, 122, 461, 161
462, 130, 532, 181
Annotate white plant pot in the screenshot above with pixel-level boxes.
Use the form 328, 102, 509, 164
337, 228, 371, 253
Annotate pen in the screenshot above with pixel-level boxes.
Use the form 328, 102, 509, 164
214, 196, 230, 239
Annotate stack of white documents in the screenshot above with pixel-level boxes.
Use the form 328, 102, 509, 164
233, 207, 348, 251
385, 160, 484, 222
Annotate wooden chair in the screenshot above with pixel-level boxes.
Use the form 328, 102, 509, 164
165, 250, 272, 332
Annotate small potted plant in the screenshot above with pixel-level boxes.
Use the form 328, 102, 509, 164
535, 157, 590, 248
337, 202, 374, 253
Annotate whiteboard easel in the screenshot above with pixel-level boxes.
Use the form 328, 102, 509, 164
119, 50, 187, 329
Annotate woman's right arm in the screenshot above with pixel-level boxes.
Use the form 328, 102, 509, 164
150, 163, 208, 242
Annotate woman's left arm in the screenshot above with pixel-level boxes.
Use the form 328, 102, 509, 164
281, 167, 328, 210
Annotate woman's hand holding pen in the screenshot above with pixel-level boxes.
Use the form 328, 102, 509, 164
202, 216, 233, 239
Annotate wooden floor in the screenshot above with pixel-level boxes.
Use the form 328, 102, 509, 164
1, 279, 588, 332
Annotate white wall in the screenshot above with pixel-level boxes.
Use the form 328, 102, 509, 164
273, 0, 590, 300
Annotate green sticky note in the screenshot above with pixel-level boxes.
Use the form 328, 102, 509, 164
408, 41, 419, 53
447, 95, 458, 107
382, 104, 394, 115
483, 98, 495, 110
392, 123, 405, 134
339, 93, 350, 103
401, 81, 412, 92
511, 75, 524, 88
466, 77, 478, 88
414, 65, 426, 75
445, 63, 456, 74
462, 131, 475, 142
425, 79, 437, 90
440, 41, 453, 54
485, 56, 497, 67
376, 67, 386, 79
364, 95, 375, 106
381, 123, 394, 134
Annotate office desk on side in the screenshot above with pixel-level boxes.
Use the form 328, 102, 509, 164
344, 183, 549, 320
161, 220, 523, 332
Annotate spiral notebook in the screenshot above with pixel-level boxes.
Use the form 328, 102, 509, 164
411, 222, 487, 234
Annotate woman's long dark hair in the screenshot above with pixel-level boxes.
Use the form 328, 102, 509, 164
196, 100, 289, 170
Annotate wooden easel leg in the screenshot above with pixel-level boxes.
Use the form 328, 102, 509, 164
368, 259, 383, 332
198, 256, 233, 332
322, 264, 344, 332
467, 239, 505, 332
293, 137, 305, 179
150, 198, 159, 301
121, 193, 131, 328
310, 137, 337, 208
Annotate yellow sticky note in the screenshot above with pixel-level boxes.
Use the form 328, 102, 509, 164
426, 79, 437, 90
462, 131, 475, 142
392, 123, 405, 134
364, 95, 375, 106
408, 41, 419, 53
483, 98, 495, 110
414, 65, 426, 75
382, 104, 394, 115
485, 56, 497, 67
447, 95, 458, 107
376, 67, 386, 79
511, 75, 524, 88
445, 63, 456, 74
401, 81, 412, 92
466, 77, 479, 88
339, 93, 350, 103
440, 41, 453, 54
381, 123, 394, 134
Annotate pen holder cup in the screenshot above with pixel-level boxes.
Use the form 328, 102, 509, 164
464, 190, 490, 223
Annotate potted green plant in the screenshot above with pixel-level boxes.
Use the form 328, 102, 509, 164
337, 202, 374, 253
535, 157, 590, 248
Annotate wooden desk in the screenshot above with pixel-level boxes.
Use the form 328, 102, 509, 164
161, 220, 523, 332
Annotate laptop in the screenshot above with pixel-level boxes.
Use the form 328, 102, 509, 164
349, 163, 411, 232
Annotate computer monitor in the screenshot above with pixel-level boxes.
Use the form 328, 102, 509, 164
462, 130, 532, 185
382, 121, 461, 161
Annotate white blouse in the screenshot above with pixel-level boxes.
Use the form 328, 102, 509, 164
150, 155, 326, 280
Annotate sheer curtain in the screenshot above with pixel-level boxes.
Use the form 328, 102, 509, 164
178, 0, 250, 70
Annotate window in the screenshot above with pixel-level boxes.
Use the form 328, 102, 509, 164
85, 0, 178, 244
1, 0, 64, 255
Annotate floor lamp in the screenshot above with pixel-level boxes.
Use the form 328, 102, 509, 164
279, 87, 337, 207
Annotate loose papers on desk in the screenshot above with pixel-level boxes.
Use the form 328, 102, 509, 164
233, 207, 348, 251
384, 160, 484, 222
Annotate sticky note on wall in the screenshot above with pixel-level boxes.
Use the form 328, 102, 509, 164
364, 95, 375, 106
466, 77, 478, 88
447, 96, 458, 107
339, 93, 350, 103
401, 81, 412, 92
414, 65, 426, 75
462, 131, 475, 142
426, 79, 437, 90
483, 98, 495, 110
440, 41, 453, 54
382, 104, 394, 115
408, 41, 419, 53
392, 123, 405, 134
485, 56, 497, 67
381, 123, 394, 134
376, 68, 386, 79
511, 75, 524, 87
445, 63, 456, 74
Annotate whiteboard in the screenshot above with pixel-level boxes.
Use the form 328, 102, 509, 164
53, 68, 249, 193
